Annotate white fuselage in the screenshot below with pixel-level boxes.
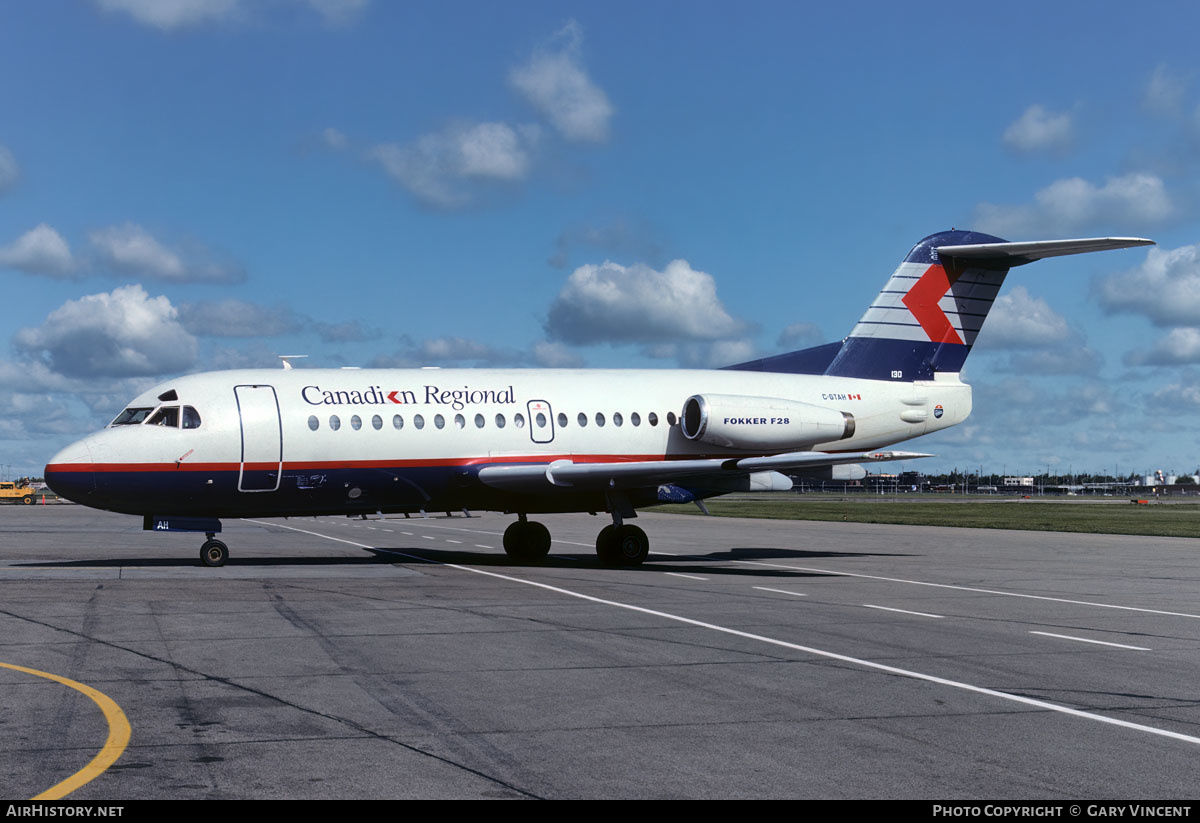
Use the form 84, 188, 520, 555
44, 367, 970, 519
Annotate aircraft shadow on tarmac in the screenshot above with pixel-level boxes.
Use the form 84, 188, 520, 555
16, 545, 912, 575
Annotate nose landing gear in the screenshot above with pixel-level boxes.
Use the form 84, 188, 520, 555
200, 533, 229, 567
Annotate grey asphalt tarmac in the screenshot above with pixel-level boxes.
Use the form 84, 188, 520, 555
1, 505, 1199, 799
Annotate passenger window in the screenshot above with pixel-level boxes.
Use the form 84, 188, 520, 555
307, 415, 319, 431
631, 412, 640, 427
393, 415, 404, 429
536, 412, 547, 428
577, 412, 587, 428
667, 412, 677, 426
329, 415, 341, 431
596, 413, 606, 427
475, 414, 485, 428
515, 413, 525, 428
372, 415, 383, 430
557, 413, 567, 428
613, 412, 623, 427
183, 406, 202, 429
435, 414, 445, 429
648, 412, 658, 426
495, 414, 506, 428
148, 406, 180, 427
414, 414, 425, 430
351, 415, 362, 431
454, 414, 465, 429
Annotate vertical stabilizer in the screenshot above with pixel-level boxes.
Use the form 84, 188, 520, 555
823, 230, 1009, 381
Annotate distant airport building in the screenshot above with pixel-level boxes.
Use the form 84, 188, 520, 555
1003, 477, 1035, 487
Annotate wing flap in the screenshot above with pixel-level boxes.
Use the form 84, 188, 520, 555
476, 450, 930, 493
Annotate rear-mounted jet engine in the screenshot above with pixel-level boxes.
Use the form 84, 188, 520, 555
680, 393, 854, 450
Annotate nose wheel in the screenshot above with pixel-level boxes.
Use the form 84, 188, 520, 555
200, 535, 229, 567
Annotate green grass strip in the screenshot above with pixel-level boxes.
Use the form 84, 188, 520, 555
656, 496, 1200, 538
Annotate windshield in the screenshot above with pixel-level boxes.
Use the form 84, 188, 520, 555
147, 406, 180, 427
111, 407, 154, 426
109, 404, 201, 428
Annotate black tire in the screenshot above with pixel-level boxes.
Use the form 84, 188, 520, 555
200, 539, 229, 567
613, 524, 649, 566
21, 495, 33, 505
502, 521, 524, 558
503, 521, 552, 563
595, 524, 620, 565
525, 521, 551, 560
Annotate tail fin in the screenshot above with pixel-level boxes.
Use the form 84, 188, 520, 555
824, 229, 1009, 380
728, 230, 1153, 380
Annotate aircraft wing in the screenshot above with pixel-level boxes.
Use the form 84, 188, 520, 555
936, 237, 1153, 267
476, 450, 929, 493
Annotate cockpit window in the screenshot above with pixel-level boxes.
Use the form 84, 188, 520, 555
147, 406, 180, 427
182, 406, 201, 429
111, 407, 154, 426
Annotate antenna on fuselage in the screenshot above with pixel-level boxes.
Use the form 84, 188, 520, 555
278, 355, 308, 370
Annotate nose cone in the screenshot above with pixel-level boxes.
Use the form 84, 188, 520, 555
45, 438, 95, 504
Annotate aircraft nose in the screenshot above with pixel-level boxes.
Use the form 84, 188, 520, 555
44, 440, 96, 504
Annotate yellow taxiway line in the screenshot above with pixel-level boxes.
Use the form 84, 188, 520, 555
0, 662, 131, 799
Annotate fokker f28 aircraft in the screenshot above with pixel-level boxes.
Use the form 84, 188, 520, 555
44, 230, 1152, 567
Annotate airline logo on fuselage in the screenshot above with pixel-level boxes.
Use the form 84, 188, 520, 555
302, 385, 515, 411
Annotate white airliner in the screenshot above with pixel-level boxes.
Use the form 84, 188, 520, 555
44, 230, 1153, 567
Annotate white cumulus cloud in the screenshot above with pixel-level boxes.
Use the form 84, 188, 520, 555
532, 341, 585, 368
95, 0, 367, 30
776, 322, 823, 349
1095, 243, 1200, 327
0, 224, 76, 277
546, 259, 748, 345
509, 20, 613, 143
1002, 105, 1074, 153
370, 122, 537, 208
974, 173, 1172, 236
0, 144, 18, 193
1125, 328, 1200, 366
96, 0, 241, 29
1144, 63, 1190, 116
14, 285, 197, 378
88, 223, 245, 283
178, 299, 299, 338
976, 286, 1072, 349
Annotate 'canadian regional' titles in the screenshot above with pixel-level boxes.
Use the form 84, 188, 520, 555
302, 385, 516, 411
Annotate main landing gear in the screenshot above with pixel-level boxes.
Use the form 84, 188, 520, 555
502, 513, 650, 567
502, 515, 552, 562
595, 523, 649, 566
200, 532, 229, 567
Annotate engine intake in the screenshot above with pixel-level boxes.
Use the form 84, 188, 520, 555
680, 394, 853, 450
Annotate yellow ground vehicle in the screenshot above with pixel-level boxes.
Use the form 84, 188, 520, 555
0, 481, 36, 505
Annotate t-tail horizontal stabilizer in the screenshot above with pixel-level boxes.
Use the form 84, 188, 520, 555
818, 230, 1155, 381
935, 237, 1154, 267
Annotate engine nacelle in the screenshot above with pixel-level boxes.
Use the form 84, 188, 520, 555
680, 394, 854, 450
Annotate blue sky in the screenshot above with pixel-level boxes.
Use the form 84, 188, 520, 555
3, 0, 1200, 479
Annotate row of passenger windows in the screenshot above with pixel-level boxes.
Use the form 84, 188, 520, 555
307, 410, 679, 432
